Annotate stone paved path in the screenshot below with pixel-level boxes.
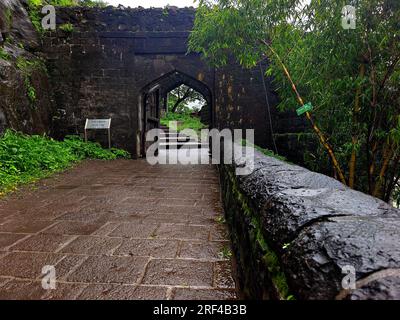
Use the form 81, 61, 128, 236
0, 160, 236, 300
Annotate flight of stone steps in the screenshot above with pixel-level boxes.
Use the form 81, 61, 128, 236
159, 125, 209, 150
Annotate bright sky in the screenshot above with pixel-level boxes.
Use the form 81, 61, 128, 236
106, 0, 199, 8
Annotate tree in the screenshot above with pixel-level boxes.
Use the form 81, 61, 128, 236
168, 85, 206, 113
189, 0, 400, 203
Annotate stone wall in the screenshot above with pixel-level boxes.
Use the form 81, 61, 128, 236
214, 60, 310, 164
0, 0, 55, 135
219, 148, 400, 299
41, 6, 215, 155
214, 61, 278, 149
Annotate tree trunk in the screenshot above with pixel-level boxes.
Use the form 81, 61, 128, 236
349, 64, 365, 188
170, 88, 192, 113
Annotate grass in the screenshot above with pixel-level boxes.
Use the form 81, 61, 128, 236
0, 130, 129, 196
241, 139, 287, 162
160, 112, 207, 134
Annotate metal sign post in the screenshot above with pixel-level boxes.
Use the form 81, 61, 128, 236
84, 118, 112, 148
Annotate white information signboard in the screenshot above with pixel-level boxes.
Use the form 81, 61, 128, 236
84, 118, 112, 148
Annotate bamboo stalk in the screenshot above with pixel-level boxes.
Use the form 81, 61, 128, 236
373, 141, 393, 198
349, 64, 365, 188
263, 41, 347, 185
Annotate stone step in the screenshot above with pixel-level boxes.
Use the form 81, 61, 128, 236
160, 136, 196, 142
159, 142, 209, 149
159, 132, 182, 137
159, 134, 199, 140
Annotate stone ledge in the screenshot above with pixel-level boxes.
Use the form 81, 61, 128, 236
219, 148, 400, 299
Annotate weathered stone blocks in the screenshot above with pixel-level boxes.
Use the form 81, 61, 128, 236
220, 149, 400, 299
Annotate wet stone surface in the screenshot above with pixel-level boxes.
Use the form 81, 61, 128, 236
0, 160, 236, 300
221, 149, 400, 300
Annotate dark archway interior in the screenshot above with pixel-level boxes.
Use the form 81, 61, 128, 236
140, 70, 213, 156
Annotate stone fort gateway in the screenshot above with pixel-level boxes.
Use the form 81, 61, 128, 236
40, 6, 304, 159
0, 3, 399, 301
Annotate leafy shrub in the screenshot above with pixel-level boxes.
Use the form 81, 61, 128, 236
0, 130, 129, 195
62, 135, 129, 160
160, 112, 207, 133
59, 23, 74, 33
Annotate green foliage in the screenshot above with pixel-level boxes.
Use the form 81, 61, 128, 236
27, 1, 77, 34
16, 56, 46, 73
16, 57, 47, 106
219, 246, 233, 259
190, 0, 400, 202
28, 0, 108, 7
5, 8, 13, 29
393, 183, 400, 208
0, 130, 129, 195
215, 215, 226, 224
78, 0, 108, 7
241, 139, 288, 162
27, 1, 45, 34
162, 6, 170, 16
62, 135, 129, 160
59, 23, 74, 33
25, 79, 37, 103
27, 0, 108, 33
29, 0, 44, 5
0, 48, 10, 60
168, 84, 206, 113
161, 112, 207, 133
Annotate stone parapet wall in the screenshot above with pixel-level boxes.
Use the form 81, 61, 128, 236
219, 149, 400, 299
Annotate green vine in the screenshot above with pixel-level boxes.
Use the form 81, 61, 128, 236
16, 57, 47, 107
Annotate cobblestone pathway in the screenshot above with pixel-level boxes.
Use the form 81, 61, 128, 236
0, 160, 236, 300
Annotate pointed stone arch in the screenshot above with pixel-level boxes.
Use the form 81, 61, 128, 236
139, 70, 213, 156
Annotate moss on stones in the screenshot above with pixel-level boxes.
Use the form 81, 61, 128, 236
223, 165, 293, 299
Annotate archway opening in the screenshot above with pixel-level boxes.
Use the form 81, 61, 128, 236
160, 84, 208, 137
139, 70, 213, 157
